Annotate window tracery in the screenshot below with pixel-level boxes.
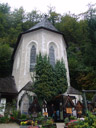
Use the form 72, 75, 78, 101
30, 45, 36, 72
49, 45, 55, 67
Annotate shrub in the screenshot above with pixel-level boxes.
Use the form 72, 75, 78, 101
10, 110, 20, 121
64, 117, 69, 124
45, 119, 53, 125
68, 121, 79, 128
74, 111, 96, 128
19, 114, 27, 119
70, 116, 77, 120
0, 115, 10, 123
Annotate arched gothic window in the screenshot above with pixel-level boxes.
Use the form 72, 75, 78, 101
49, 45, 55, 67
30, 45, 36, 72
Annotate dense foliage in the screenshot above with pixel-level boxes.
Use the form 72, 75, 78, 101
75, 112, 96, 128
33, 54, 67, 102
0, 2, 96, 99
0, 43, 12, 77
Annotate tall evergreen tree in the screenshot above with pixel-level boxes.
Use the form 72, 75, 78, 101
55, 60, 67, 94
33, 54, 67, 102
34, 54, 55, 102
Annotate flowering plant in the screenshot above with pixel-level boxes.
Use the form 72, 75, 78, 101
20, 120, 38, 126
10, 113, 15, 122
10, 116, 15, 120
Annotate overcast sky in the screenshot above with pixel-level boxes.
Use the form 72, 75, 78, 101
0, 0, 96, 14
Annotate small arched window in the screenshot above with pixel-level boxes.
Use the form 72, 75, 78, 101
30, 45, 36, 72
49, 45, 55, 67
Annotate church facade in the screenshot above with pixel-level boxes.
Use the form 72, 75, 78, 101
0, 17, 82, 116
11, 17, 72, 113
12, 18, 70, 92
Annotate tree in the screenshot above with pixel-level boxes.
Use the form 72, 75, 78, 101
56, 14, 78, 43
83, 4, 96, 70
0, 43, 12, 77
0, 3, 11, 44
27, 10, 42, 23
33, 53, 67, 103
33, 54, 55, 102
55, 60, 67, 94
48, 10, 61, 25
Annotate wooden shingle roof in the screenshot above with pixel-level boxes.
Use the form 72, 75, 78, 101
0, 76, 18, 94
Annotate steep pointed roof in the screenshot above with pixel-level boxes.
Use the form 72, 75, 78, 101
67, 86, 81, 95
28, 17, 59, 32
63, 86, 81, 95
12, 17, 65, 60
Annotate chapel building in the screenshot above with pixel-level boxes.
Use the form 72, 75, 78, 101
0, 17, 82, 116
12, 17, 70, 92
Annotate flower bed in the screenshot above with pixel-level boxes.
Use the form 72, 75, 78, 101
20, 120, 40, 128
20, 118, 56, 128
64, 120, 79, 128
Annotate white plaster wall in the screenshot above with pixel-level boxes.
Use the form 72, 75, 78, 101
12, 29, 70, 92
12, 37, 23, 89
17, 90, 36, 110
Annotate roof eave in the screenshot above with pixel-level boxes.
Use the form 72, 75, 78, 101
0, 92, 18, 95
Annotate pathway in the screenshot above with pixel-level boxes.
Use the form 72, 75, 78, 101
56, 123, 65, 128
0, 123, 19, 128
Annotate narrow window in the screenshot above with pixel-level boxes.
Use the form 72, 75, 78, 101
49, 45, 55, 67
30, 45, 36, 72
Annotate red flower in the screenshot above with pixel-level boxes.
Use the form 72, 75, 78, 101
11, 117, 15, 120
0, 114, 3, 117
